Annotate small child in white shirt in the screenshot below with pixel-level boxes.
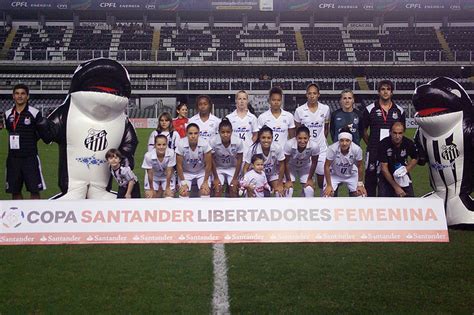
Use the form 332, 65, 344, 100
240, 154, 271, 198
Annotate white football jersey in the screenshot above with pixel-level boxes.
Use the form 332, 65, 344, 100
210, 134, 244, 169
142, 147, 176, 179
257, 109, 295, 147
188, 114, 221, 143
244, 143, 285, 177
294, 102, 330, 149
226, 110, 259, 148
284, 137, 320, 169
147, 130, 180, 151
241, 169, 270, 198
175, 137, 212, 174
326, 142, 363, 178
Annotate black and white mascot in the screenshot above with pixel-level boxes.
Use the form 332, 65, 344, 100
43, 58, 138, 199
413, 77, 473, 227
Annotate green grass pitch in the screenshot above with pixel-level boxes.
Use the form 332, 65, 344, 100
0, 128, 473, 313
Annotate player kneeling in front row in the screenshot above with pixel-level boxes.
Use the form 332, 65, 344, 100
175, 123, 212, 198
142, 134, 176, 198
106, 149, 141, 198
378, 122, 418, 197
210, 118, 244, 197
243, 126, 285, 197
283, 126, 320, 197
322, 128, 366, 197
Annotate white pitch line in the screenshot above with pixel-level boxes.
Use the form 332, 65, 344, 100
212, 243, 230, 315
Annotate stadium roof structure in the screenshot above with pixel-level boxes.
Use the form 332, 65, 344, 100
3, 0, 474, 22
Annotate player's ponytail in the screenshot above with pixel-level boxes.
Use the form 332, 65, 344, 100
219, 117, 233, 131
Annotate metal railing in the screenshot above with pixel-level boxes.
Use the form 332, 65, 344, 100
2, 49, 473, 64
0, 78, 447, 92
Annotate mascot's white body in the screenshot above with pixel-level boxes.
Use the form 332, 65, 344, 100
64, 92, 128, 199
44, 58, 138, 199
415, 111, 470, 225
413, 77, 473, 227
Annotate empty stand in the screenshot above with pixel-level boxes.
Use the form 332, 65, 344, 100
1, 23, 473, 63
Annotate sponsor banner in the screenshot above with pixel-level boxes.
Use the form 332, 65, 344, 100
0, 198, 448, 245
129, 118, 158, 129
315, 0, 360, 10
211, 0, 259, 10
259, 0, 273, 11
2, 0, 468, 11
7, 0, 69, 9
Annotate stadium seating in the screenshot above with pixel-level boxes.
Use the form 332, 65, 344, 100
2, 23, 473, 63
300, 27, 347, 61
9, 25, 70, 61
440, 26, 474, 61
1, 71, 471, 93
158, 25, 297, 62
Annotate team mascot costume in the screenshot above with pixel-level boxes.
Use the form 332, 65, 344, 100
42, 58, 138, 199
412, 77, 473, 227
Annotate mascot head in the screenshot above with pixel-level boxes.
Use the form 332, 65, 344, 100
69, 58, 132, 121
413, 77, 473, 137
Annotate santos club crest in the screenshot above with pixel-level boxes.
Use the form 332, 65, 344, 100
441, 144, 460, 161
84, 129, 108, 152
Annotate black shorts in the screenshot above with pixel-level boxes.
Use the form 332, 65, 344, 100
117, 181, 141, 199
6, 155, 45, 194
377, 177, 414, 197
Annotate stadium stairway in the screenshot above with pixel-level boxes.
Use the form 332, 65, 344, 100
294, 31, 307, 61
341, 31, 357, 62
356, 76, 370, 90
109, 28, 123, 59
151, 29, 160, 53
435, 29, 454, 61
0, 27, 17, 60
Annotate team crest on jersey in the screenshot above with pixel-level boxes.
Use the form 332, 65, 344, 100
24, 117, 31, 125
84, 128, 108, 152
400, 149, 406, 157
441, 144, 460, 161
392, 112, 398, 120
386, 148, 393, 157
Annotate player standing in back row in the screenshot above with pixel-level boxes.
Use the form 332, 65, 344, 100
362, 80, 406, 197
257, 87, 295, 148
330, 89, 364, 145
226, 90, 258, 154
294, 83, 330, 190
188, 95, 221, 143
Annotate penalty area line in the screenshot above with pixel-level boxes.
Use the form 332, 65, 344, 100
212, 243, 230, 315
